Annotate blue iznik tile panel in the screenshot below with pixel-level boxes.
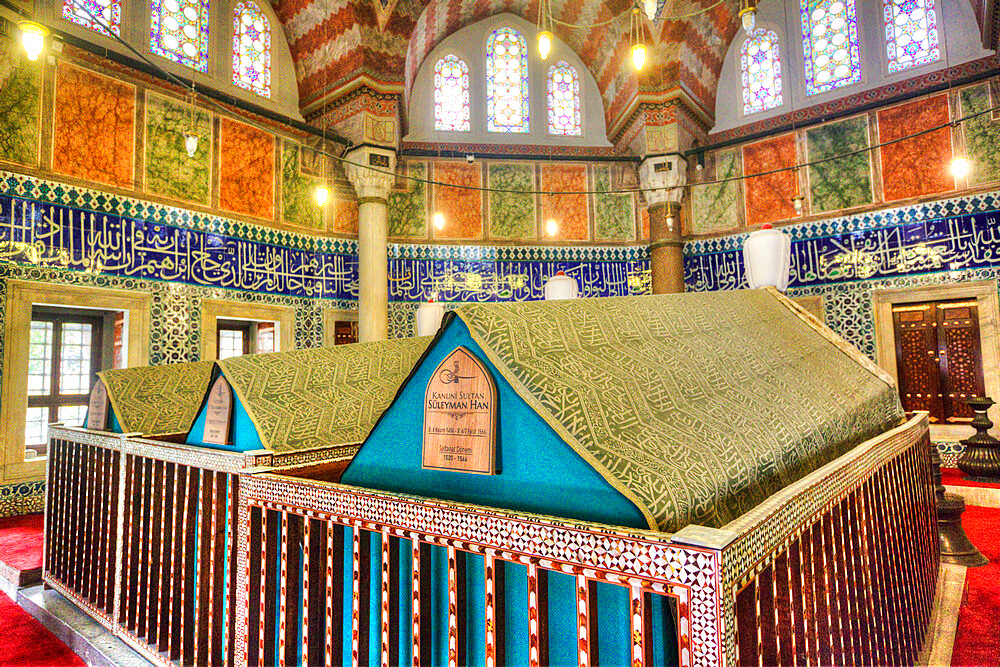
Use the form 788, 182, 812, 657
0, 170, 651, 306
683, 189, 1000, 363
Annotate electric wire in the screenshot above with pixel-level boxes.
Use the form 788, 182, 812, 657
26, 0, 996, 199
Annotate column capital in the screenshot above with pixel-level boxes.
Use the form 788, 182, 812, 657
639, 154, 687, 208
344, 145, 397, 201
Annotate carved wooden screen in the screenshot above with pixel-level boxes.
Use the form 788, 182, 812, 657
892, 300, 986, 422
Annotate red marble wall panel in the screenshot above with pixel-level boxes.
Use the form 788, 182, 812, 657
878, 95, 954, 202
541, 164, 588, 241
743, 134, 797, 225
219, 117, 274, 219
641, 206, 650, 239
52, 64, 135, 188
332, 198, 359, 235
433, 162, 482, 239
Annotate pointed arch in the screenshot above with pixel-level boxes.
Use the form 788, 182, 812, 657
232, 0, 271, 97
434, 54, 471, 131
486, 27, 529, 133
548, 61, 581, 135
740, 29, 784, 115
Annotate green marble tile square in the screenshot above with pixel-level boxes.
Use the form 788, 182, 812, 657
960, 83, 1000, 187
806, 116, 872, 213
281, 140, 324, 230
0, 38, 42, 167
594, 166, 635, 241
488, 164, 535, 240
144, 92, 211, 205
690, 150, 742, 235
389, 162, 427, 237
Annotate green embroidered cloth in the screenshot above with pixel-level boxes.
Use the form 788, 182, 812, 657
217, 337, 431, 452
455, 288, 903, 532
99, 361, 214, 436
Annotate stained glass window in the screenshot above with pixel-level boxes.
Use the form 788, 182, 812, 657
150, 0, 211, 71
486, 27, 529, 133
63, 0, 121, 36
741, 29, 783, 115
547, 61, 581, 136
800, 0, 861, 95
232, 1, 270, 97
434, 55, 470, 131
884, 0, 939, 72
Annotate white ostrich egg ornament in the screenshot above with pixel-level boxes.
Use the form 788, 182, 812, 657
415, 300, 445, 336
743, 224, 791, 291
544, 271, 579, 300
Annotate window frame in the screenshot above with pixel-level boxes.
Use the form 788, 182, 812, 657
231, 0, 272, 98
485, 26, 530, 134
0, 281, 150, 484
200, 299, 294, 361
799, 0, 863, 96
740, 27, 785, 116
546, 60, 582, 136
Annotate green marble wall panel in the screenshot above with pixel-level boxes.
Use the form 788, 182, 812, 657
144, 92, 211, 204
806, 116, 872, 213
593, 165, 634, 241
281, 141, 323, 229
488, 164, 535, 239
0, 38, 41, 167
389, 162, 427, 237
690, 150, 742, 235
960, 83, 1000, 187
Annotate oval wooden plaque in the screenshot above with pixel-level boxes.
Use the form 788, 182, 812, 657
86, 379, 109, 430
422, 347, 497, 475
203, 376, 233, 446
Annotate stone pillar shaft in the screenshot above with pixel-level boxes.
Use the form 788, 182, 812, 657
648, 202, 684, 294
357, 197, 389, 342
639, 155, 687, 294
344, 146, 396, 342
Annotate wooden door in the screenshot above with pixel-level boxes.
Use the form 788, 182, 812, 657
892, 299, 986, 423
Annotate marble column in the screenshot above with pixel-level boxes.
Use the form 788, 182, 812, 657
639, 155, 687, 294
344, 146, 396, 342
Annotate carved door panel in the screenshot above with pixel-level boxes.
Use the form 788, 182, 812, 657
893, 305, 944, 421
937, 302, 985, 422
892, 300, 986, 423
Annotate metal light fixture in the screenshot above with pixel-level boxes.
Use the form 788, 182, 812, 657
951, 155, 971, 180
792, 193, 805, 215
546, 218, 559, 236
536, 0, 554, 59
739, 0, 758, 34
433, 212, 445, 230
18, 21, 49, 62
183, 130, 201, 158
314, 185, 330, 207
630, 8, 646, 72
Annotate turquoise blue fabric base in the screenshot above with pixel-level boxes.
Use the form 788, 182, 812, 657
340, 318, 647, 529
334, 320, 677, 665
185, 370, 263, 452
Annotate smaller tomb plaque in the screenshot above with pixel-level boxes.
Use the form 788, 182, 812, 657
86, 379, 109, 430
422, 347, 497, 474
203, 376, 233, 446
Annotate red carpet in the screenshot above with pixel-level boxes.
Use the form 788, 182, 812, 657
0, 592, 84, 666
951, 505, 1000, 666
941, 467, 1000, 489
0, 514, 43, 587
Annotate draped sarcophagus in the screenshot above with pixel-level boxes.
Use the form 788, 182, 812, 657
43, 338, 430, 666
239, 288, 937, 667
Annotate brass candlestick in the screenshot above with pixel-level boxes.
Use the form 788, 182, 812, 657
933, 433, 988, 567
957, 396, 1000, 481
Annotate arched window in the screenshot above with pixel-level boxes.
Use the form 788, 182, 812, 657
63, 0, 121, 36
434, 55, 470, 131
486, 27, 529, 133
740, 29, 783, 115
800, 0, 861, 95
547, 61, 581, 136
884, 0, 940, 72
232, 1, 271, 97
150, 0, 211, 71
